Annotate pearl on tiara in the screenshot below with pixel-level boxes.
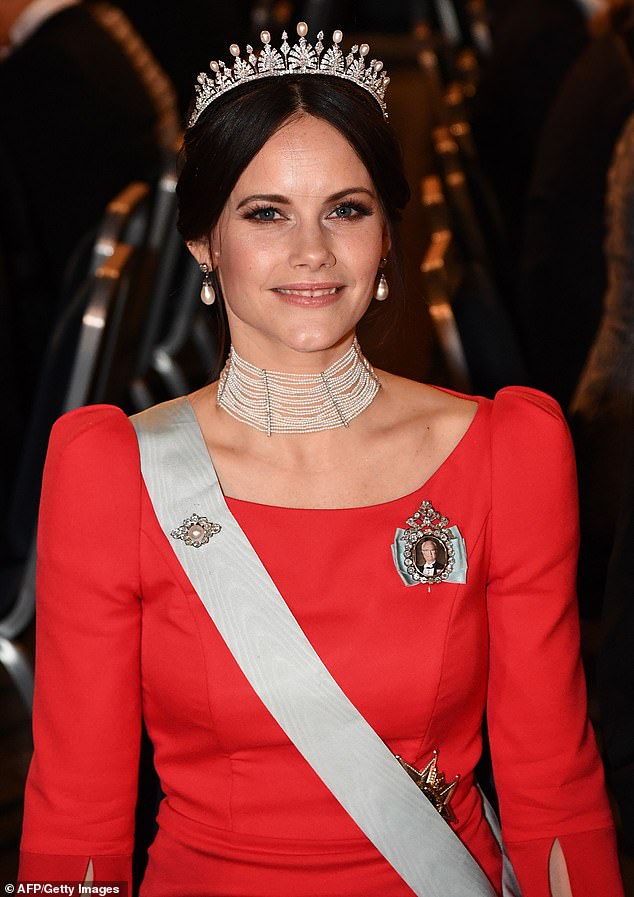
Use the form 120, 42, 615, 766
188, 22, 391, 127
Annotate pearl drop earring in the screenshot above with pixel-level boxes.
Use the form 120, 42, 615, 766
374, 259, 389, 301
200, 263, 215, 305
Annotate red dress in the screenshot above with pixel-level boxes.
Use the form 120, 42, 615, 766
19, 387, 624, 896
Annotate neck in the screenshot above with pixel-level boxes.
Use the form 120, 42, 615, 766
216, 338, 381, 436
227, 334, 357, 375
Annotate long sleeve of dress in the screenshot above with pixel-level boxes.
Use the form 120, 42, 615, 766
19, 406, 142, 888
487, 387, 623, 897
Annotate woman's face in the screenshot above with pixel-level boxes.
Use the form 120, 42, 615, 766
194, 114, 390, 369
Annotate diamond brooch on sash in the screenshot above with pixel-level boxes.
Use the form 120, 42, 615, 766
396, 750, 459, 823
171, 514, 221, 547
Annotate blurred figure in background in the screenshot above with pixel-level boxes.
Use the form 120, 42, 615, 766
515, 0, 634, 410
0, 0, 175, 519
568, 9, 634, 613
471, 0, 592, 270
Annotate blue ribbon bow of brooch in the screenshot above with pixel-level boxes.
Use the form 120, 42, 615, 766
391, 499, 468, 587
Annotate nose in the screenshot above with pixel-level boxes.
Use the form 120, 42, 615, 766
288, 219, 336, 269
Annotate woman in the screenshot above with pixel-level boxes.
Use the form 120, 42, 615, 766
20, 23, 624, 897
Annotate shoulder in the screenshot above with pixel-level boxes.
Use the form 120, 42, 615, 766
38, 406, 144, 604
376, 372, 478, 432
48, 404, 136, 458
377, 378, 567, 446
370, 374, 480, 468
489, 387, 577, 504
489, 386, 570, 447
40, 406, 141, 534
44, 405, 139, 492
490, 385, 566, 428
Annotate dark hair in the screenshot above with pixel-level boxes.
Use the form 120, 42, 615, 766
177, 74, 411, 374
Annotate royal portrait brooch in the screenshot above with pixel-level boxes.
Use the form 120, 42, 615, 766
391, 499, 467, 587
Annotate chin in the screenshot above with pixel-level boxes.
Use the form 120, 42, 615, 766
279, 313, 366, 353
277, 328, 353, 355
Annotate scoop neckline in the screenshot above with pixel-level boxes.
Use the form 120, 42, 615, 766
221, 393, 485, 513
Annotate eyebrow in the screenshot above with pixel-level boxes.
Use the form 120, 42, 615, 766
236, 187, 376, 210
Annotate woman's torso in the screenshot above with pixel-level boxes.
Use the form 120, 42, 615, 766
137, 394, 504, 896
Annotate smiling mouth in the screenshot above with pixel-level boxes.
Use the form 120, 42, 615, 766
274, 287, 340, 298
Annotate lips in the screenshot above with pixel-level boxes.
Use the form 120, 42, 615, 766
271, 282, 344, 306
276, 287, 338, 298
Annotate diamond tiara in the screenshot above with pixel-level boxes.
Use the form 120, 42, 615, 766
188, 21, 390, 128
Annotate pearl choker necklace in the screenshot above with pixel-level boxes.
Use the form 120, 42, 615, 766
216, 339, 381, 436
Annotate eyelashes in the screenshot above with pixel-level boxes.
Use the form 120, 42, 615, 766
242, 206, 280, 222
330, 200, 373, 219
241, 199, 375, 222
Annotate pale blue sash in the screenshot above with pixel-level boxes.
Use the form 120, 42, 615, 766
131, 396, 520, 897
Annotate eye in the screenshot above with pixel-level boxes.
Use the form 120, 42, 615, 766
328, 201, 373, 220
244, 206, 283, 222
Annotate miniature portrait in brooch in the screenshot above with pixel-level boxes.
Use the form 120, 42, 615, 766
391, 500, 468, 587
414, 536, 447, 577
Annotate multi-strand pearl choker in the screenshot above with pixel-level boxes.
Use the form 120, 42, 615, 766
216, 339, 381, 436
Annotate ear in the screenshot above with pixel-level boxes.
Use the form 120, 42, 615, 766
186, 239, 211, 268
209, 231, 222, 267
